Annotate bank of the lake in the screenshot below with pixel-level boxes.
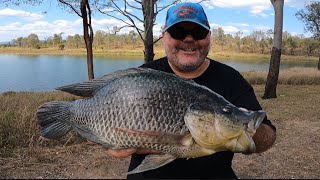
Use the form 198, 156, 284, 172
0, 46, 318, 62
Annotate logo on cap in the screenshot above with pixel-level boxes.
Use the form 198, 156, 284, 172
173, 5, 198, 18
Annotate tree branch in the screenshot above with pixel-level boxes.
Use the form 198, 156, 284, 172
58, 0, 82, 17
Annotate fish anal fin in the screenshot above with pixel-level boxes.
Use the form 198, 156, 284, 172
126, 154, 176, 175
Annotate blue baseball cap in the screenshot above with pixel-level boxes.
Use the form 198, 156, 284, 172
163, 2, 210, 32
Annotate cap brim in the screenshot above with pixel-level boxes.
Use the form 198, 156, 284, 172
164, 20, 210, 32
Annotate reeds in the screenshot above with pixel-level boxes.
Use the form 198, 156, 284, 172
243, 67, 320, 85
0, 91, 83, 155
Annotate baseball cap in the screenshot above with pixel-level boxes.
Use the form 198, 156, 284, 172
163, 2, 210, 32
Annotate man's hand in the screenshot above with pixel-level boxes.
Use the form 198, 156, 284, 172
106, 148, 161, 158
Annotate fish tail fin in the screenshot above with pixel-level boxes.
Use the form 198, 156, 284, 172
36, 101, 72, 139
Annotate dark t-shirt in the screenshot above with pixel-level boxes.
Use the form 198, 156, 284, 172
127, 57, 275, 179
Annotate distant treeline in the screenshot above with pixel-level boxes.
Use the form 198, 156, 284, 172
2, 28, 320, 57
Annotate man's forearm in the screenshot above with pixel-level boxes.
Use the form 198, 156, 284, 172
253, 123, 277, 153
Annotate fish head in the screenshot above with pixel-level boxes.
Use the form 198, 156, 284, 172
184, 102, 266, 154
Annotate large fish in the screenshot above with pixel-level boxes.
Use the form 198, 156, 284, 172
37, 67, 265, 174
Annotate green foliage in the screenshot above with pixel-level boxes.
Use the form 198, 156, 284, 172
59, 44, 65, 50
3, 29, 319, 57
295, 1, 320, 39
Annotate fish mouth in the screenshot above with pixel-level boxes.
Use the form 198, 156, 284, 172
247, 110, 266, 134
231, 110, 266, 153
241, 110, 266, 153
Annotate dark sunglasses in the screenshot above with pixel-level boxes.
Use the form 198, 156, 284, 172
167, 26, 209, 40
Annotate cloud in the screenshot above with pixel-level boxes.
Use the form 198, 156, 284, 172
0, 8, 43, 20
0, 17, 147, 41
230, 23, 250, 27
211, 24, 240, 34
207, 0, 272, 16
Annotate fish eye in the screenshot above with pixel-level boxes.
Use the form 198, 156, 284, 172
222, 106, 233, 114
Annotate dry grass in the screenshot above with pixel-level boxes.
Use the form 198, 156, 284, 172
0, 84, 319, 178
232, 85, 320, 179
0, 91, 83, 153
243, 67, 320, 85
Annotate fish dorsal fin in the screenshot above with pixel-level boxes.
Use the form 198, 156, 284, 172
56, 68, 149, 97
126, 154, 176, 175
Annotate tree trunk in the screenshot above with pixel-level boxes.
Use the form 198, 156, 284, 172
318, 50, 320, 71
263, 47, 281, 98
81, 0, 94, 80
263, 0, 284, 99
142, 0, 155, 63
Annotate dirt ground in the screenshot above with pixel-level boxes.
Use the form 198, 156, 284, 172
1, 85, 319, 179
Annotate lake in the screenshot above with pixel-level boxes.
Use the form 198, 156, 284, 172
0, 54, 316, 92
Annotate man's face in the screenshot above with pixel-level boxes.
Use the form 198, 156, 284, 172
162, 22, 211, 73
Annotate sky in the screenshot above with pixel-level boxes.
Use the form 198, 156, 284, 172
0, 0, 317, 43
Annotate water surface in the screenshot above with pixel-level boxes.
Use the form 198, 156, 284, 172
0, 54, 316, 92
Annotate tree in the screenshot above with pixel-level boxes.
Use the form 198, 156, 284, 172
234, 31, 243, 51
212, 27, 226, 49
52, 33, 63, 47
26, 33, 40, 48
95, 0, 180, 63
296, 1, 320, 70
262, 0, 284, 99
58, 0, 95, 80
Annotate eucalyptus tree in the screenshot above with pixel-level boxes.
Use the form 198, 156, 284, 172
234, 31, 243, 51
286, 36, 299, 55
57, 0, 95, 79
262, 0, 284, 99
26, 33, 40, 48
95, 0, 180, 63
296, 1, 320, 70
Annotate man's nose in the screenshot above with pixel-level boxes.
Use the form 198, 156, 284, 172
183, 33, 195, 41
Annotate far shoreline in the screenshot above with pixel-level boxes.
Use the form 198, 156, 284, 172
0, 46, 318, 62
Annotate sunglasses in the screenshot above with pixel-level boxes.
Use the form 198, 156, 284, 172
167, 26, 209, 40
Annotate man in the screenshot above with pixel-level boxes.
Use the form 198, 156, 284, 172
107, 2, 276, 179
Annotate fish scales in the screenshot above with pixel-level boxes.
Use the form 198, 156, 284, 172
37, 67, 266, 174
70, 71, 195, 137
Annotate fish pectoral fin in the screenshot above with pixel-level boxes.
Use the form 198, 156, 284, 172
126, 154, 176, 175
113, 127, 187, 145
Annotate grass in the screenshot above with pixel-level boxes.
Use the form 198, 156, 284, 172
0, 91, 83, 154
242, 67, 320, 85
